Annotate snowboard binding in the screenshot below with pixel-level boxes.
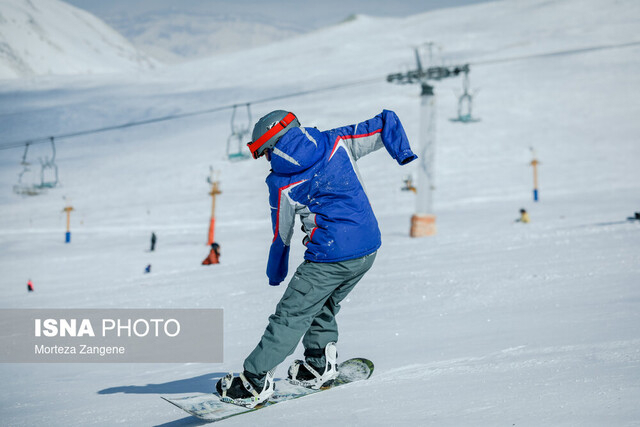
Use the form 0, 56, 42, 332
217, 369, 275, 408
288, 342, 339, 390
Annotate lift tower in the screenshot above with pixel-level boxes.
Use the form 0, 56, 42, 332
387, 49, 470, 236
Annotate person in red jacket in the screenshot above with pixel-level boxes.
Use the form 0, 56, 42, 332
202, 243, 221, 265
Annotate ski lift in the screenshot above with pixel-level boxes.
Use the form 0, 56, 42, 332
13, 138, 60, 196
226, 104, 252, 161
450, 69, 480, 123
13, 142, 42, 196
37, 137, 59, 189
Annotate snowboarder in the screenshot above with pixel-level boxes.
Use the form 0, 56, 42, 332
202, 243, 221, 265
215, 109, 417, 407
150, 232, 157, 251
516, 208, 530, 223
27, 279, 34, 292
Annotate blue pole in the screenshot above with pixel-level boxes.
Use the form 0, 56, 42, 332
65, 231, 71, 243
533, 188, 539, 202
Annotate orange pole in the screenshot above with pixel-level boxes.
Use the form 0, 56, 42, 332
63, 205, 74, 243
208, 217, 216, 246
207, 181, 221, 245
531, 158, 539, 201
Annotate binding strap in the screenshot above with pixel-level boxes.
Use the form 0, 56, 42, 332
291, 360, 322, 381
239, 372, 260, 398
220, 372, 260, 399
220, 373, 233, 398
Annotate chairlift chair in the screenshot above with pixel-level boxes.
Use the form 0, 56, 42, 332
13, 138, 60, 195
36, 137, 59, 189
451, 70, 480, 123
13, 143, 44, 196
226, 104, 252, 161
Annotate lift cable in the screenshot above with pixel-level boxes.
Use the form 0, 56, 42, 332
469, 40, 640, 66
0, 76, 384, 151
1, 39, 638, 152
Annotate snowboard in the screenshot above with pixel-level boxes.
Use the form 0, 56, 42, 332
162, 358, 373, 423
627, 212, 640, 221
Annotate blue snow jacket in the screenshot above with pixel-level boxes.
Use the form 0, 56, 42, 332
265, 110, 417, 286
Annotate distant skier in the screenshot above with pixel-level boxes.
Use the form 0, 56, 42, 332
516, 208, 530, 223
144, 264, 151, 274
27, 279, 34, 292
202, 243, 221, 265
150, 232, 157, 251
215, 109, 417, 407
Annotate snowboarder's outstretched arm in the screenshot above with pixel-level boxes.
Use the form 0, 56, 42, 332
328, 110, 417, 165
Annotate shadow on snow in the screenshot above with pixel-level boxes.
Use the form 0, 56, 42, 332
97, 372, 227, 395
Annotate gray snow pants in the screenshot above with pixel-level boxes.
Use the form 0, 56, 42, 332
243, 251, 376, 380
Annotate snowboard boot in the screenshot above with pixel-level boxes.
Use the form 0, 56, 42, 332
215, 369, 275, 408
288, 342, 338, 389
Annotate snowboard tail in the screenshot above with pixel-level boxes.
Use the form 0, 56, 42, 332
162, 358, 373, 422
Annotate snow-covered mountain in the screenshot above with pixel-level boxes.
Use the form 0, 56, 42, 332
0, 0, 155, 79
106, 10, 304, 63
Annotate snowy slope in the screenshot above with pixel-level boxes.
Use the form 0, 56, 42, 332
0, 0, 639, 426
0, 0, 155, 79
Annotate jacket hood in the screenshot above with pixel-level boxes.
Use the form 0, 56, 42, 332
270, 127, 325, 175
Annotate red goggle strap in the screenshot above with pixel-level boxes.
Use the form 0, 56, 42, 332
247, 112, 297, 159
